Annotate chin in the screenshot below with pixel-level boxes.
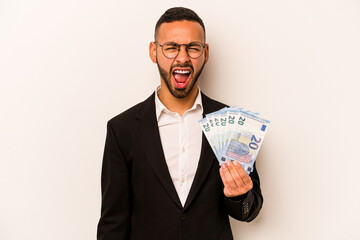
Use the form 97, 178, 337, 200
171, 81, 196, 99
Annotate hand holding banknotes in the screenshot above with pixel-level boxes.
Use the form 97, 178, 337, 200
199, 106, 270, 197
219, 160, 253, 197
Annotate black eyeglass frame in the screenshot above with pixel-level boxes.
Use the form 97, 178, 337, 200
154, 41, 206, 59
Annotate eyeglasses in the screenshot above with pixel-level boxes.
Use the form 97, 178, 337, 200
155, 41, 206, 59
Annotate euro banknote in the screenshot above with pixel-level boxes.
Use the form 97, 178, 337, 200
199, 107, 270, 175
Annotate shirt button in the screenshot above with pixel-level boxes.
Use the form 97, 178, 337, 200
181, 118, 184, 123
182, 147, 185, 153
180, 178, 185, 183
180, 213, 187, 220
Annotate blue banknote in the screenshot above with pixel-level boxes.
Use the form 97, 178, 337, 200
199, 107, 270, 174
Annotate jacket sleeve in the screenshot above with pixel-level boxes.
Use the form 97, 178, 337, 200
97, 121, 131, 240
223, 163, 263, 222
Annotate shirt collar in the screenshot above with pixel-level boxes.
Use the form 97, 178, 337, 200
155, 85, 203, 121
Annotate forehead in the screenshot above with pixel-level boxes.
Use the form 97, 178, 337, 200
156, 20, 205, 43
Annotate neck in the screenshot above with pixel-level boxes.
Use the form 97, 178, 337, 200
158, 82, 199, 116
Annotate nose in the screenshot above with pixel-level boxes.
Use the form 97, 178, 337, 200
175, 45, 190, 63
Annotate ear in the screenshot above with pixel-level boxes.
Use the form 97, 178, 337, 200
204, 43, 209, 64
149, 42, 157, 63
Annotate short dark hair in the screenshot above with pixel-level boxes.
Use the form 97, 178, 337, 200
155, 7, 206, 41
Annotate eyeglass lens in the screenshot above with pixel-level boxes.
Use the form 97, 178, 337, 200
162, 42, 204, 59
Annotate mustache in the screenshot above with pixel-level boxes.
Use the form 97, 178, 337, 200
170, 64, 194, 73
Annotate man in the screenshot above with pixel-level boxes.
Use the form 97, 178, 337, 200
97, 7, 263, 240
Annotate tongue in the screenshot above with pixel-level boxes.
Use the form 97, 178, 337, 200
173, 73, 188, 83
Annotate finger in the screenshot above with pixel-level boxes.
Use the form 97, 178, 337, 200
219, 164, 232, 188
228, 161, 246, 187
219, 167, 237, 197
219, 167, 234, 194
221, 162, 238, 191
233, 161, 253, 189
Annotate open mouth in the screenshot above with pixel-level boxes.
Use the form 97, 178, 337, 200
172, 69, 191, 89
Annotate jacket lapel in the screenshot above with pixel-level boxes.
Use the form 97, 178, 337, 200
183, 92, 226, 211
134, 93, 183, 209
183, 133, 216, 210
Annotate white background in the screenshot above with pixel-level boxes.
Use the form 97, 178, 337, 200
1, 0, 359, 239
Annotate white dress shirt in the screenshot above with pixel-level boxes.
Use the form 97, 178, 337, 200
155, 86, 203, 206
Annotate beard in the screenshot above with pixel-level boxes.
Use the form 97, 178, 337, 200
156, 59, 206, 99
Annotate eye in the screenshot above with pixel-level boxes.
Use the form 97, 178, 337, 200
164, 43, 178, 50
188, 43, 202, 51
189, 47, 201, 51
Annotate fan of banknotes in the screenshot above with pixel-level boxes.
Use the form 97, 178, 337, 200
199, 107, 270, 175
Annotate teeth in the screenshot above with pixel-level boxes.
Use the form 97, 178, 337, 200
174, 70, 190, 74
